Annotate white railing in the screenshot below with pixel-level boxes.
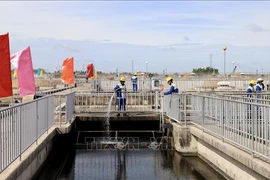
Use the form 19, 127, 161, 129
55, 92, 76, 126
163, 93, 270, 160
0, 95, 55, 173
66, 92, 75, 122
74, 79, 270, 92
75, 91, 160, 113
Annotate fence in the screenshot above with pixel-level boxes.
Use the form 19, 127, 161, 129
74, 91, 160, 113
0, 95, 55, 173
74, 79, 270, 92
199, 92, 270, 106
55, 92, 76, 126
163, 93, 270, 160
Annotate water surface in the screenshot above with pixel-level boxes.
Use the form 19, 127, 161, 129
39, 149, 225, 180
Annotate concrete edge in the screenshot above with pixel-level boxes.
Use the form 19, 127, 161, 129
0, 126, 57, 180
197, 154, 233, 180
190, 126, 270, 179
57, 118, 75, 134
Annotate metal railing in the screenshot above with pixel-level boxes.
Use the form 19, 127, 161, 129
55, 92, 76, 126
66, 92, 75, 123
0, 95, 55, 173
163, 93, 270, 160
74, 79, 270, 92
75, 91, 160, 113
200, 92, 270, 106
190, 94, 270, 159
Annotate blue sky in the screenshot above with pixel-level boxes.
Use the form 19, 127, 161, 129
0, 1, 270, 73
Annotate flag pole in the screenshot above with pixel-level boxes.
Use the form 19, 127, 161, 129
10, 78, 14, 106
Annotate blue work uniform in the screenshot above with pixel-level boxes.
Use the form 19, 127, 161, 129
247, 86, 254, 98
164, 83, 179, 95
131, 76, 138, 92
255, 84, 262, 105
255, 84, 262, 93
114, 83, 127, 111
247, 85, 254, 111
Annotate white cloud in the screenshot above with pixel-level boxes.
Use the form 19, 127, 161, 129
0, 1, 270, 46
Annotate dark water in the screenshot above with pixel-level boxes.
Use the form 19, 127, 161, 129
35, 148, 225, 180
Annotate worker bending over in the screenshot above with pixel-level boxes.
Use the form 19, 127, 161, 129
160, 77, 179, 95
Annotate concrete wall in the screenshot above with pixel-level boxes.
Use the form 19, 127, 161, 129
0, 127, 57, 180
170, 122, 270, 179
170, 122, 197, 156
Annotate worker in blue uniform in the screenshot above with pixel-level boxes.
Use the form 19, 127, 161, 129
247, 80, 256, 96
255, 78, 264, 120
247, 80, 256, 120
131, 73, 138, 92
255, 78, 264, 93
114, 77, 127, 116
162, 77, 179, 95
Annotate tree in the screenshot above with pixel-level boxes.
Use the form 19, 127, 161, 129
192, 67, 219, 74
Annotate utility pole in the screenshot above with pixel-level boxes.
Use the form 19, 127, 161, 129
223, 46, 227, 76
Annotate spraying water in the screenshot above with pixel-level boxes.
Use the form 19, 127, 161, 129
104, 93, 115, 138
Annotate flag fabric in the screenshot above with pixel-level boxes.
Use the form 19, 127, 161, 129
13, 70, 17, 79
91, 69, 98, 79
0, 33, 13, 98
61, 57, 74, 84
10, 46, 36, 97
94, 69, 98, 78
40, 69, 43, 77
87, 63, 94, 78
37, 69, 40, 76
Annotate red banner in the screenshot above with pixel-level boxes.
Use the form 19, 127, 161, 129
0, 33, 12, 98
61, 57, 74, 84
87, 63, 94, 78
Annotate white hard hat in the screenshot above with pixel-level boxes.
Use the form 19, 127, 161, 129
257, 78, 263, 82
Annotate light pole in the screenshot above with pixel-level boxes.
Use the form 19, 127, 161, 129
223, 46, 227, 76
146, 61, 148, 73
232, 61, 235, 72
116, 68, 119, 77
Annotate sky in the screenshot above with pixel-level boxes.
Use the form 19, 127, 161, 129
0, 1, 270, 73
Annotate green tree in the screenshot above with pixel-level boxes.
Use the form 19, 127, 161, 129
192, 67, 219, 74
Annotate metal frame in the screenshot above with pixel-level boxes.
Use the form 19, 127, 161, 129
0, 95, 55, 173
163, 93, 270, 160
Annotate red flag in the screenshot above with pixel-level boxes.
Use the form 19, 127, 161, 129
61, 57, 74, 84
0, 33, 12, 98
87, 63, 94, 78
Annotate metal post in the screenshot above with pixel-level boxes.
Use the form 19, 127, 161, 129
202, 97, 205, 131
155, 91, 158, 112
161, 95, 164, 132
19, 106, 22, 161
47, 97, 49, 134
65, 94, 67, 123
221, 99, 224, 142
184, 94, 187, 127
59, 96, 62, 128
36, 101, 39, 145
251, 104, 255, 158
